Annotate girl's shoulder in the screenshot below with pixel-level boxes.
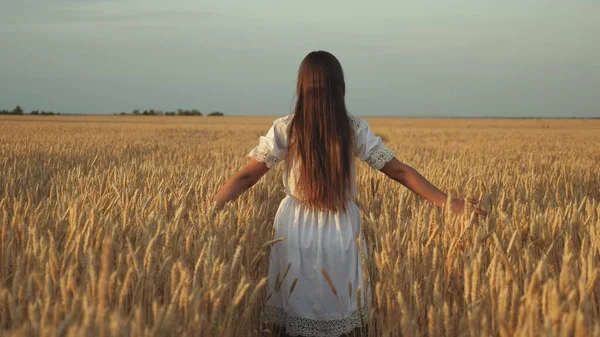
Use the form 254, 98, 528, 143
275, 113, 368, 133
348, 114, 368, 134
275, 114, 294, 126
272, 115, 293, 136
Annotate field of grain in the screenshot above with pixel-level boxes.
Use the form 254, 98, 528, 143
1, 115, 599, 337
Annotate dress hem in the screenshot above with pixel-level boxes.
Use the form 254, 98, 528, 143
261, 304, 368, 337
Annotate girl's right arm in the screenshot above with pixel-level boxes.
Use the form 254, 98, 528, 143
379, 157, 486, 216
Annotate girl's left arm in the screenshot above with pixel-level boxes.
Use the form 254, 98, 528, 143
212, 159, 270, 208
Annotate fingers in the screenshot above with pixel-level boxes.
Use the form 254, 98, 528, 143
465, 197, 487, 217
475, 207, 488, 217
453, 197, 489, 218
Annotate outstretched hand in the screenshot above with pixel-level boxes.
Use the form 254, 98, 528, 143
450, 198, 488, 217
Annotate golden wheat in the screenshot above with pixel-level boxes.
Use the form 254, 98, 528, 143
0, 115, 599, 337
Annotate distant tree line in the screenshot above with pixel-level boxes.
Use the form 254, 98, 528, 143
2, 105, 222, 116
0, 105, 60, 115
114, 109, 224, 116
30, 110, 60, 115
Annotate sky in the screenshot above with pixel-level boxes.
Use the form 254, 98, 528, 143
0, 0, 599, 117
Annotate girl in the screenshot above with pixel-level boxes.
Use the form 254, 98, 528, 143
212, 51, 486, 337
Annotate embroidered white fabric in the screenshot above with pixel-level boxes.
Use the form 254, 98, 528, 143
365, 144, 394, 170
350, 115, 394, 170
348, 115, 368, 134
247, 115, 290, 168
248, 145, 281, 168
262, 305, 368, 337
248, 114, 393, 170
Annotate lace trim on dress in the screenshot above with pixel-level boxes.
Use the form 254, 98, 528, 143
348, 115, 368, 134
263, 305, 288, 326
249, 114, 369, 169
281, 114, 294, 124
262, 305, 368, 337
366, 144, 394, 170
248, 145, 280, 168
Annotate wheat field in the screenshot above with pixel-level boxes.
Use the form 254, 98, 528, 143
0, 115, 599, 337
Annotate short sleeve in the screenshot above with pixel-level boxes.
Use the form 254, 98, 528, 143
355, 120, 394, 170
247, 117, 289, 168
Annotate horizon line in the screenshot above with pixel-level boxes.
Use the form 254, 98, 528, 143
5, 113, 599, 119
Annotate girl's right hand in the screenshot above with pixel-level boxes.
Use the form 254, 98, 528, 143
450, 198, 488, 217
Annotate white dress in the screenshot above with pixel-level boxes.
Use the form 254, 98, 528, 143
248, 114, 394, 337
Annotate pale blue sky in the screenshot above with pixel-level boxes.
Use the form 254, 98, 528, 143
1, 0, 598, 117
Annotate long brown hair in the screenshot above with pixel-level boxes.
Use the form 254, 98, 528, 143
287, 51, 353, 212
